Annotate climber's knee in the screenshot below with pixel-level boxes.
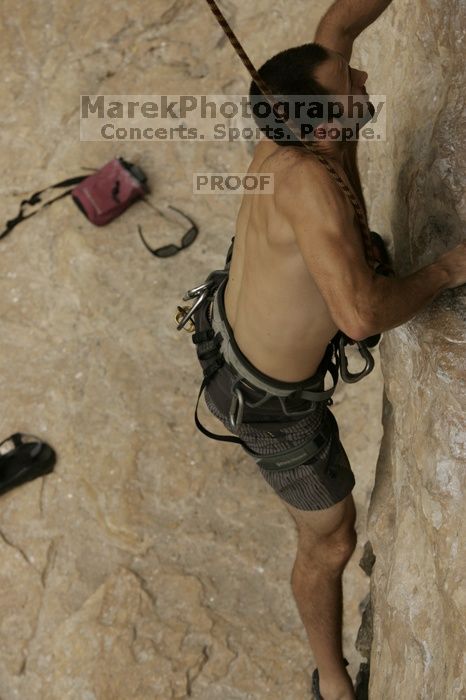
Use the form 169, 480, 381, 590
290, 494, 357, 569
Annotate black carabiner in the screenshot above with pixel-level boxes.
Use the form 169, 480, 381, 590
338, 335, 375, 383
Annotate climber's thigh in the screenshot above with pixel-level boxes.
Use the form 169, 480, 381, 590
284, 492, 357, 548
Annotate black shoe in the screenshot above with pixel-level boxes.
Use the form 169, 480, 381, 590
311, 657, 350, 699
0, 433, 56, 497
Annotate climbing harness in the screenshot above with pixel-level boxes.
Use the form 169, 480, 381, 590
176, 251, 337, 471
175, 234, 391, 469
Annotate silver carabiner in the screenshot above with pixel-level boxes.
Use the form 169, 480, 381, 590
228, 384, 245, 432
339, 336, 375, 383
182, 280, 214, 302
176, 286, 212, 331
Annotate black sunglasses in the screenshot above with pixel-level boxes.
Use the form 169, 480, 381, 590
138, 205, 199, 258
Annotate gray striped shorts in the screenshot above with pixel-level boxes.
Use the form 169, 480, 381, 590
204, 371, 355, 511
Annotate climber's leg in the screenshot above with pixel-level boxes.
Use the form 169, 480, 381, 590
286, 493, 357, 698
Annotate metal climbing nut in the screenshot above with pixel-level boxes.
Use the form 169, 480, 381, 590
175, 286, 211, 332
175, 305, 196, 332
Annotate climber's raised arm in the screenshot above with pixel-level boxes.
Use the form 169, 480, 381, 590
314, 0, 393, 62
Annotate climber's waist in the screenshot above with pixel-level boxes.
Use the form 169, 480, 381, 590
212, 275, 336, 396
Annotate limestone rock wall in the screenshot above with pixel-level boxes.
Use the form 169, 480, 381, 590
360, 1, 466, 698
0, 1, 464, 699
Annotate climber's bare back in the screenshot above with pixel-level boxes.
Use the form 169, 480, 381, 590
223, 138, 365, 383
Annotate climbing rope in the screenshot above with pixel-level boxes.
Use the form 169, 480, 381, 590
203, 0, 377, 272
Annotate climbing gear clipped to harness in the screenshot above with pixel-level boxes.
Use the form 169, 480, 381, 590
176, 231, 394, 456
335, 331, 374, 383
177, 253, 338, 470
177, 232, 392, 469
187, 280, 338, 472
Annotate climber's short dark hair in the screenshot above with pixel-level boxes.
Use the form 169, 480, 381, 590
249, 42, 330, 147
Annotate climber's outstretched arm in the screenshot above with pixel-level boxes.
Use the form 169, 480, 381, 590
314, 0, 393, 62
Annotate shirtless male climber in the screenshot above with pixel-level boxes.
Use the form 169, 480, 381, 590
184, 1, 466, 698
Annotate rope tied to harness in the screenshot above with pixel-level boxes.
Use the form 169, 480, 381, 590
202, 0, 377, 273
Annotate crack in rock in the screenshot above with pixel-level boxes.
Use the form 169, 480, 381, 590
185, 644, 210, 696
